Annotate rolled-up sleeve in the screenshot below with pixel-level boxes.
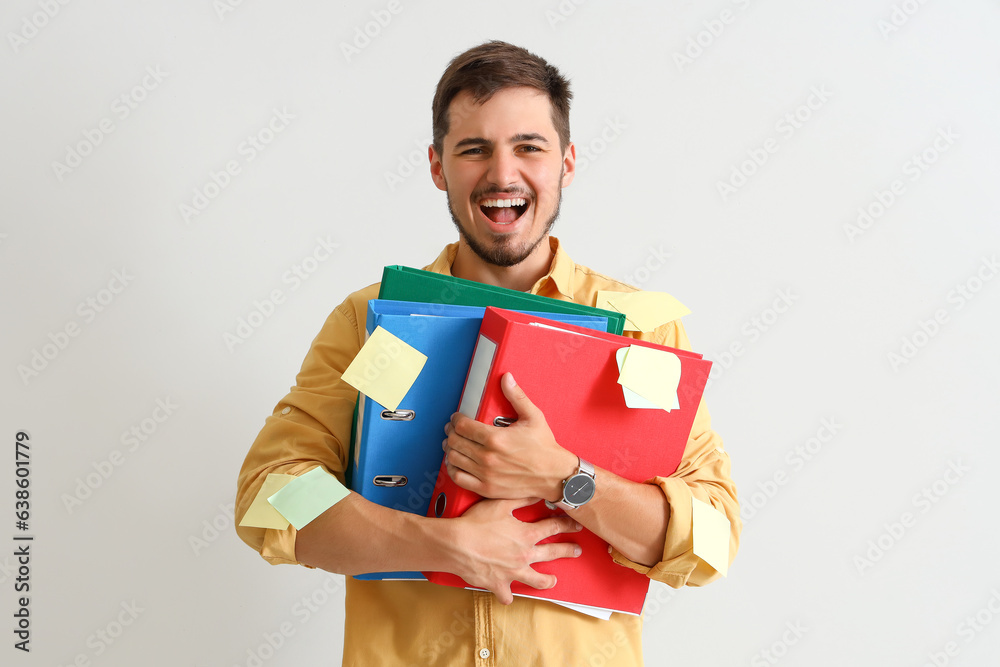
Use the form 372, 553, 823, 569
234, 285, 376, 565
609, 318, 741, 588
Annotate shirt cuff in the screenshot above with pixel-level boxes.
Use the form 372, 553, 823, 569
610, 476, 726, 589
240, 462, 343, 567
258, 525, 307, 566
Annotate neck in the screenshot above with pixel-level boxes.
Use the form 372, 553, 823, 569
451, 237, 554, 292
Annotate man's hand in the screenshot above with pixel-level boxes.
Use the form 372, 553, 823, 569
449, 497, 582, 605
294, 492, 584, 602
443, 372, 577, 501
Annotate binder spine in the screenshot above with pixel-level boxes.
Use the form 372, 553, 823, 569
457, 334, 497, 419
353, 393, 365, 470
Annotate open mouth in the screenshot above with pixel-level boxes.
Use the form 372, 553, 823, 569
479, 197, 528, 225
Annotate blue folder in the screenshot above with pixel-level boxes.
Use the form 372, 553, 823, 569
350, 300, 608, 580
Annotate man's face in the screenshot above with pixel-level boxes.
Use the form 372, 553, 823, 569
430, 87, 575, 268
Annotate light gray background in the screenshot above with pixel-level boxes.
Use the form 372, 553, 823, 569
3, 1, 999, 665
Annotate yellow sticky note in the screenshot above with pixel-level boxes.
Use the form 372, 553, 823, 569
341, 326, 427, 411
615, 348, 677, 410
267, 467, 350, 530
597, 290, 690, 332
691, 497, 731, 577
239, 473, 296, 529
617, 345, 682, 412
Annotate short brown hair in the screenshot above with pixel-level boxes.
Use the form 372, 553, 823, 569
432, 41, 572, 154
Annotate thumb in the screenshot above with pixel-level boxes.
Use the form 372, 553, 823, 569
500, 373, 539, 420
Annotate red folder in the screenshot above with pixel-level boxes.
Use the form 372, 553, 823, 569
423, 307, 712, 615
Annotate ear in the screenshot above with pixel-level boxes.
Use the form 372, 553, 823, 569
429, 145, 448, 192
560, 142, 576, 188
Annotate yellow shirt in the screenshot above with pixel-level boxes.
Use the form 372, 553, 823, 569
235, 237, 740, 667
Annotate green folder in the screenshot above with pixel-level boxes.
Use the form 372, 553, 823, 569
378, 265, 626, 335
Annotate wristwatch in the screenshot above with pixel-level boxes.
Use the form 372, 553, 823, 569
550, 457, 596, 511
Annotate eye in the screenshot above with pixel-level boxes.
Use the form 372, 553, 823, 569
459, 147, 486, 156
518, 145, 542, 153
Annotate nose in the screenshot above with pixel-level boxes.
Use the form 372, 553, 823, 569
485, 149, 519, 188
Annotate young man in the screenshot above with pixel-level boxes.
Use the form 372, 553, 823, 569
236, 41, 740, 666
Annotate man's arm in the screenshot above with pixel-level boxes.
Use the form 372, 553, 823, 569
443, 372, 671, 567
444, 347, 740, 587
294, 493, 581, 605
235, 290, 582, 603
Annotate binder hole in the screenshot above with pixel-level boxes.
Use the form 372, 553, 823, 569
373, 475, 407, 487
380, 409, 415, 421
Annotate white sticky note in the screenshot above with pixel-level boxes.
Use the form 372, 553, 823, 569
239, 473, 297, 529
597, 290, 690, 332
267, 467, 351, 530
617, 345, 682, 412
341, 325, 427, 411
691, 497, 731, 577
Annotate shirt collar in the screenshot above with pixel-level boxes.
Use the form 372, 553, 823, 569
423, 236, 575, 298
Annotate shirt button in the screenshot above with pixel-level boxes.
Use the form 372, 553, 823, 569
281, 407, 291, 415
479, 648, 490, 659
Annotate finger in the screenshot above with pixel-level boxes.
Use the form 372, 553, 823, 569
532, 541, 582, 563
493, 584, 514, 605
532, 515, 583, 540
446, 464, 484, 495
500, 372, 540, 421
445, 447, 480, 476
450, 412, 493, 446
446, 431, 483, 465
515, 568, 557, 591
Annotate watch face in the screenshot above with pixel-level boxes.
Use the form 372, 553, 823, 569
564, 474, 596, 505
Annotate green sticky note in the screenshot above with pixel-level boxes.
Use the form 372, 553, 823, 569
267, 467, 350, 530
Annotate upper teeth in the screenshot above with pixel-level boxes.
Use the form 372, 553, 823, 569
481, 198, 526, 208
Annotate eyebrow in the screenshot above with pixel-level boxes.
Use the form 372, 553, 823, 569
453, 133, 551, 149
511, 133, 550, 144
